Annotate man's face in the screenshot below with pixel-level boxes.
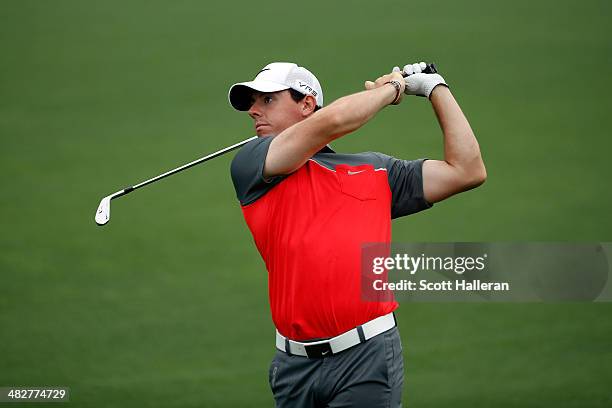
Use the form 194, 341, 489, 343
247, 90, 306, 137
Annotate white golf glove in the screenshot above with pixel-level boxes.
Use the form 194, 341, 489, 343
392, 62, 448, 99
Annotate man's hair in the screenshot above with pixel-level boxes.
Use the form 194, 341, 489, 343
288, 89, 321, 112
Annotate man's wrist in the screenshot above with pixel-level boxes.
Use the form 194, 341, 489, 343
372, 83, 399, 106
429, 83, 450, 101
386, 80, 403, 105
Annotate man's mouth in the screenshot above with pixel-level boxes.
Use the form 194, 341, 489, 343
255, 123, 269, 132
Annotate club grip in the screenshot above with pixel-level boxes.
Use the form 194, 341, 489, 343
401, 63, 437, 77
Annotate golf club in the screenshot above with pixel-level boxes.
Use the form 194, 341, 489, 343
95, 63, 436, 226
94, 136, 257, 226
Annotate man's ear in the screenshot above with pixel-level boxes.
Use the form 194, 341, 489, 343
301, 95, 317, 117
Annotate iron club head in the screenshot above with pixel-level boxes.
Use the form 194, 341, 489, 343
95, 196, 111, 226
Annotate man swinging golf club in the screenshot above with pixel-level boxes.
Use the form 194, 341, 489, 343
228, 61, 486, 407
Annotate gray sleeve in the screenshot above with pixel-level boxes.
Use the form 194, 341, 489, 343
230, 136, 285, 205
374, 152, 433, 219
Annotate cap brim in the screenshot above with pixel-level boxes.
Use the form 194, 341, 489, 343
228, 80, 290, 111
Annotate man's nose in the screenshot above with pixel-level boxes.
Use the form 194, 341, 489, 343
248, 101, 261, 118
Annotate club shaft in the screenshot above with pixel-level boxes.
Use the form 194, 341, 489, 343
127, 136, 257, 192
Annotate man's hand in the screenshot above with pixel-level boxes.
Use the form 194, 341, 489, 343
364, 71, 406, 105
398, 62, 448, 99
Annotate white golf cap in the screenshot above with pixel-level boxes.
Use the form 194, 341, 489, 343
228, 62, 323, 111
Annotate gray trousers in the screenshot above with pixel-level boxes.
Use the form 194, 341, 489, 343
268, 326, 404, 408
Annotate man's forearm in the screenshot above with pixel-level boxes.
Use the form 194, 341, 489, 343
321, 84, 398, 139
265, 84, 398, 176
430, 86, 486, 180
283, 84, 398, 147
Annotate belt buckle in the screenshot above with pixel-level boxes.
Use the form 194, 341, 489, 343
304, 342, 333, 358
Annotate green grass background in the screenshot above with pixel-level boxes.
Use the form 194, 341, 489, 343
1, 0, 611, 406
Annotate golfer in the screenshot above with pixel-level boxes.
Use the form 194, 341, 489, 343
228, 62, 485, 407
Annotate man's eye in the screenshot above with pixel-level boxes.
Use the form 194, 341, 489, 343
264, 96, 273, 104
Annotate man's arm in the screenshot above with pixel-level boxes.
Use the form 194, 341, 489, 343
264, 73, 404, 178
422, 86, 487, 203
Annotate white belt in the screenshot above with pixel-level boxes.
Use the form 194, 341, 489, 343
275, 312, 396, 358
